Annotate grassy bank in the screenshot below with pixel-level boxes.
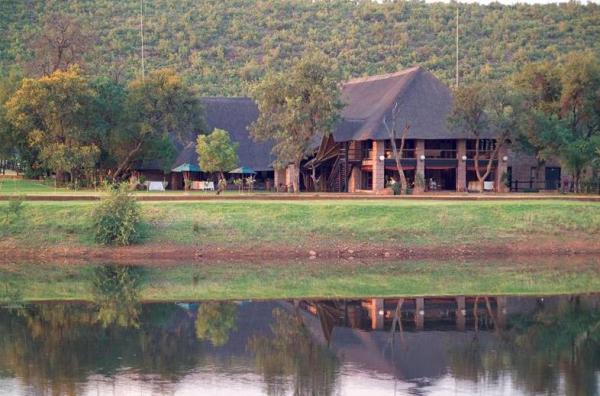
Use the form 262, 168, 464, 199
2, 257, 600, 302
1, 199, 599, 254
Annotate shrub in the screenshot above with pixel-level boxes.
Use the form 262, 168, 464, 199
3, 195, 25, 223
92, 186, 141, 246
6, 195, 24, 216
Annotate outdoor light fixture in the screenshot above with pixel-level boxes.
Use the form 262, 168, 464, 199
502, 155, 508, 162
461, 155, 467, 161
419, 310, 425, 316
378, 309, 384, 316
419, 154, 426, 161
379, 155, 385, 161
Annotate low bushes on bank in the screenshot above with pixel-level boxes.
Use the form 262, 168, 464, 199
92, 186, 141, 246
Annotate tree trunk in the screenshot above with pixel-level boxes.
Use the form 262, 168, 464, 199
383, 103, 410, 194
112, 141, 144, 182
311, 166, 318, 192
474, 137, 504, 193
389, 125, 410, 194
291, 162, 300, 193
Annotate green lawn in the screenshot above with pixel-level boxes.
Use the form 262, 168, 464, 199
0, 178, 277, 196
1, 199, 599, 250
0, 178, 61, 194
2, 257, 600, 302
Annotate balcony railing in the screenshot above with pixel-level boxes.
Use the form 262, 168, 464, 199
347, 148, 370, 161
424, 149, 457, 159
466, 150, 495, 160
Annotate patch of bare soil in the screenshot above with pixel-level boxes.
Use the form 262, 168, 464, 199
2, 237, 600, 265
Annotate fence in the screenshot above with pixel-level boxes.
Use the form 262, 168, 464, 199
511, 179, 600, 194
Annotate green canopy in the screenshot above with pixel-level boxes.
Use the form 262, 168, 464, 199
229, 166, 256, 174
171, 163, 201, 172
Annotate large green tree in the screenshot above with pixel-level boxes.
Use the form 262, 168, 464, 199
5, 67, 100, 184
250, 50, 342, 192
196, 128, 239, 178
111, 68, 204, 180
0, 69, 23, 171
448, 82, 516, 192
512, 52, 600, 191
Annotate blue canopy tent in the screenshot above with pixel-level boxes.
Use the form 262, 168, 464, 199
171, 163, 202, 190
229, 166, 257, 192
172, 163, 202, 173
229, 166, 256, 175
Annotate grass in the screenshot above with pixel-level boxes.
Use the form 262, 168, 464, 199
1, 199, 599, 249
2, 257, 600, 302
0, 178, 60, 194
0, 178, 268, 195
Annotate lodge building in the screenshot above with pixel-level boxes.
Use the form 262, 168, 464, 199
136, 67, 563, 193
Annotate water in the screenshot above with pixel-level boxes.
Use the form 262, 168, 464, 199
1, 294, 600, 395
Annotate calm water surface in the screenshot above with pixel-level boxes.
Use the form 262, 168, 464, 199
1, 290, 600, 395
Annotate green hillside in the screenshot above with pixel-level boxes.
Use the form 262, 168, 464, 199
1, 0, 599, 94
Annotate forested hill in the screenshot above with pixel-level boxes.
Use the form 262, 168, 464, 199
1, 0, 599, 95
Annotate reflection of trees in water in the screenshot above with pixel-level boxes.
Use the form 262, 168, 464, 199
448, 296, 600, 396
92, 265, 141, 328
0, 303, 200, 395
195, 301, 237, 346
248, 307, 340, 396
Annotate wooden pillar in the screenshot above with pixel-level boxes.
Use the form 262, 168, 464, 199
415, 297, 424, 330
274, 168, 286, 192
496, 145, 509, 192
372, 140, 385, 192
170, 172, 179, 190
415, 140, 425, 193
370, 298, 384, 330
456, 296, 466, 331
496, 297, 507, 329
348, 166, 361, 193
456, 139, 467, 192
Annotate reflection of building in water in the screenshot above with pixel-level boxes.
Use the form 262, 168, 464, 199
2, 295, 600, 395
293, 295, 600, 384
299, 296, 511, 333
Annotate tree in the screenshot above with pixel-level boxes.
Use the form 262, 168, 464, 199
448, 83, 514, 192
25, 13, 95, 77
383, 102, 410, 194
512, 52, 600, 192
111, 68, 204, 180
250, 50, 342, 192
556, 52, 600, 191
5, 67, 100, 184
196, 128, 239, 179
511, 61, 562, 181
0, 69, 23, 171
195, 302, 237, 347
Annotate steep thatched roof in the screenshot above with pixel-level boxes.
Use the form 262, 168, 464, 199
172, 97, 275, 172
333, 67, 463, 141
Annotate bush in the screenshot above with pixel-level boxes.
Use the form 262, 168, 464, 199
2, 195, 25, 223
92, 186, 141, 246
6, 195, 24, 216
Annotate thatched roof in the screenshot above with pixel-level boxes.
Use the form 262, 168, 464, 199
139, 67, 469, 172
172, 97, 275, 172
333, 67, 464, 141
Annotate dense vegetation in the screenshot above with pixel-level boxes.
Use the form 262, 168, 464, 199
1, 0, 600, 94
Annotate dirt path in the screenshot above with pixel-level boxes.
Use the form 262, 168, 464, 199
2, 238, 600, 264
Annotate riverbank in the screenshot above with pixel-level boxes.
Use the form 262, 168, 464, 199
2, 256, 600, 301
1, 199, 600, 261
